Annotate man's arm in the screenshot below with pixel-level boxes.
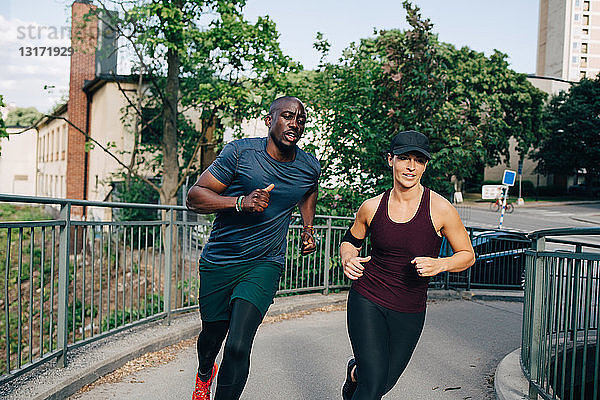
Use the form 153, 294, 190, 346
186, 169, 274, 214
186, 169, 234, 214
298, 188, 318, 255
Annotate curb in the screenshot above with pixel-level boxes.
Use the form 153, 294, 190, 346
570, 215, 600, 225
495, 348, 529, 400
38, 321, 201, 400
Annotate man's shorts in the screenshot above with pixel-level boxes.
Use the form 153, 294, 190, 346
198, 258, 283, 322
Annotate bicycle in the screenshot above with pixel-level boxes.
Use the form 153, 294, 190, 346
489, 198, 514, 213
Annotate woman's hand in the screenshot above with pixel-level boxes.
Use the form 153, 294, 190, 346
412, 257, 446, 277
343, 256, 371, 280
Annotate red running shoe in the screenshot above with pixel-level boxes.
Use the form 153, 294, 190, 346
192, 363, 218, 400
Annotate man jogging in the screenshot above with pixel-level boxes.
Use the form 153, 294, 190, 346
186, 96, 320, 400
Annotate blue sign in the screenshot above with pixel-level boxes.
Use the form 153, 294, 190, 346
502, 170, 517, 186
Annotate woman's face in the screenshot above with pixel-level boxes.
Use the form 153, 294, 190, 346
387, 151, 428, 189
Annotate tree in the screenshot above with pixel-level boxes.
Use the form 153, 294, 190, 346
5, 107, 42, 127
433, 44, 546, 188
307, 1, 444, 201
306, 1, 544, 211
85, 0, 297, 207
533, 75, 600, 185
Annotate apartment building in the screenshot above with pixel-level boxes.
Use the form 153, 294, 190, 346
537, 0, 599, 82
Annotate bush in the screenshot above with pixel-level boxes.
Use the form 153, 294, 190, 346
112, 177, 160, 222
537, 185, 564, 196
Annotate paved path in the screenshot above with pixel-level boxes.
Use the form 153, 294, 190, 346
71, 298, 523, 400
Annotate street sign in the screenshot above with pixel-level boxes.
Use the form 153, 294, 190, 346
502, 170, 517, 187
482, 185, 504, 200
518, 160, 523, 175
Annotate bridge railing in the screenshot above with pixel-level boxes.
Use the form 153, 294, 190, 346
0, 193, 528, 385
521, 227, 600, 400
0, 194, 367, 383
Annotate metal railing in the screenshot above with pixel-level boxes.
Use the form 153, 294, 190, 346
521, 227, 600, 400
0, 194, 366, 383
434, 226, 532, 290
0, 193, 527, 385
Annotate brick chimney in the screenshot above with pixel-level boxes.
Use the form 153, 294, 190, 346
67, 0, 97, 214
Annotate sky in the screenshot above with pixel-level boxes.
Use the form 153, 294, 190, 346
0, 0, 540, 113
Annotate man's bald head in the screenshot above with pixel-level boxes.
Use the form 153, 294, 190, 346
268, 96, 304, 115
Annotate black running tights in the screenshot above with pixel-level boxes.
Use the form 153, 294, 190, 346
347, 289, 425, 400
196, 298, 263, 400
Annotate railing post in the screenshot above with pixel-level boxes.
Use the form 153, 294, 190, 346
56, 203, 71, 368
323, 217, 332, 295
570, 244, 583, 341
467, 228, 473, 291
164, 209, 174, 324
528, 236, 545, 400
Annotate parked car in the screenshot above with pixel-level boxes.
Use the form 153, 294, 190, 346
470, 230, 532, 288
568, 183, 600, 198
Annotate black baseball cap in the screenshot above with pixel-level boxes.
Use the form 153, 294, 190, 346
389, 130, 431, 160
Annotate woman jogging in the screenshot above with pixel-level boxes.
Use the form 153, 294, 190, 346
340, 130, 475, 400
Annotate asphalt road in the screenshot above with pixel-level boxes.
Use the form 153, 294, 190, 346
461, 202, 600, 248
71, 299, 523, 400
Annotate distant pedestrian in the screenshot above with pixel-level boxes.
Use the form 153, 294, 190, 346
340, 130, 475, 400
186, 96, 320, 400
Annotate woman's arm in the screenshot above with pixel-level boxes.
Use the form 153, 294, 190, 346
340, 198, 376, 280
412, 194, 475, 277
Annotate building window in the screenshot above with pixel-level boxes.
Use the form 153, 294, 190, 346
583, 15, 589, 25
576, 0, 580, 6
141, 107, 163, 146
583, 28, 589, 35
581, 57, 588, 67
583, 1, 590, 11
573, 56, 578, 64
62, 125, 67, 159
581, 71, 587, 79
582, 43, 588, 53
573, 42, 578, 49
575, 14, 580, 21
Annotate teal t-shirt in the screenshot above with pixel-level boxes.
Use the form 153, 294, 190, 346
201, 137, 321, 266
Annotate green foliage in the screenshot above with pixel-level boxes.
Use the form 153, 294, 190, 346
112, 176, 160, 222
92, 0, 298, 205
435, 44, 546, 180
68, 299, 97, 336
302, 1, 544, 211
101, 294, 163, 331
533, 75, 600, 182
5, 107, 42, 127
315, 187, 369, 217
0, 204, 53, 222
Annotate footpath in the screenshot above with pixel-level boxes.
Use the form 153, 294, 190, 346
2, 289, 525, 400
466, 198, 600, 225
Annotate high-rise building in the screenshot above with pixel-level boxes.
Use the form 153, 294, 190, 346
537, 0, 599, 82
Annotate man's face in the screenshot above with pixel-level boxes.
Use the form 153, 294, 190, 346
265, 99, 307, 150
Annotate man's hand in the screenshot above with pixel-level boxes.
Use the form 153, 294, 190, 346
300, 227, 317, 256
342, 256, 371, 280
412, 257, 446, 277
242, 184, 274, 212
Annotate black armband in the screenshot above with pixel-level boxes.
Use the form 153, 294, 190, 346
342, 227, 365, 248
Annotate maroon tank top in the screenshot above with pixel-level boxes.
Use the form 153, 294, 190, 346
352, 187, 443, 313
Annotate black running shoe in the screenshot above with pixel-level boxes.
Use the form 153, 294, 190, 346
341, 357, 357, 400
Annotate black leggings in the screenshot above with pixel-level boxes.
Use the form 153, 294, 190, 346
347, 289, 425, 400
196, 298, 264, 400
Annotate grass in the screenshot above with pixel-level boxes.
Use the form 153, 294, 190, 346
0, 204, 53, 221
